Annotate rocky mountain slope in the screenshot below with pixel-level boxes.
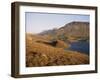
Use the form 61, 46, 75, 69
39, 21, 89, 42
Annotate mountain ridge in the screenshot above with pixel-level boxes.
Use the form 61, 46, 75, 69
39, 21, 89, 42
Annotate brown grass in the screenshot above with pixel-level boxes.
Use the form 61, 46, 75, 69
26, 33, 89, 67
55, 40, 70, 48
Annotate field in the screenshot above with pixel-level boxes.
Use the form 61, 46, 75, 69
26, 33, 89, 67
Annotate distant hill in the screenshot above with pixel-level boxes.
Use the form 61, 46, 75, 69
39, 21, 89, 42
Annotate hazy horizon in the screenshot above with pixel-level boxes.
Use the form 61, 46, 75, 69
25, 12, 90, 34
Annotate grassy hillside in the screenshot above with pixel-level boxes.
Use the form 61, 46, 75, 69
26, 33, 89, 67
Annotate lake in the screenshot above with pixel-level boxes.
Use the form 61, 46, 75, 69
67, 41, 89, 55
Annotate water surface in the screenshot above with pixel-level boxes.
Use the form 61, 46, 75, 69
67, 41, 89, 55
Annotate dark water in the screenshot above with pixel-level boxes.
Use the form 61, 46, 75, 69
67, 41, 89, 55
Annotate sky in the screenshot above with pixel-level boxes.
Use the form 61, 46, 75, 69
25, 12, 89, 34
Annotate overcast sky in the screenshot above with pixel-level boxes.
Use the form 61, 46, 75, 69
25, 12, 89, 34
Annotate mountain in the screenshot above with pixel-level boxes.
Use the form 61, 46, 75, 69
26, 21, 89, 67
39, 28, 57, 35
39, 21, 89, 42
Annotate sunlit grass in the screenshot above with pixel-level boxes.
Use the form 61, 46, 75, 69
26, 33, 89, 67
